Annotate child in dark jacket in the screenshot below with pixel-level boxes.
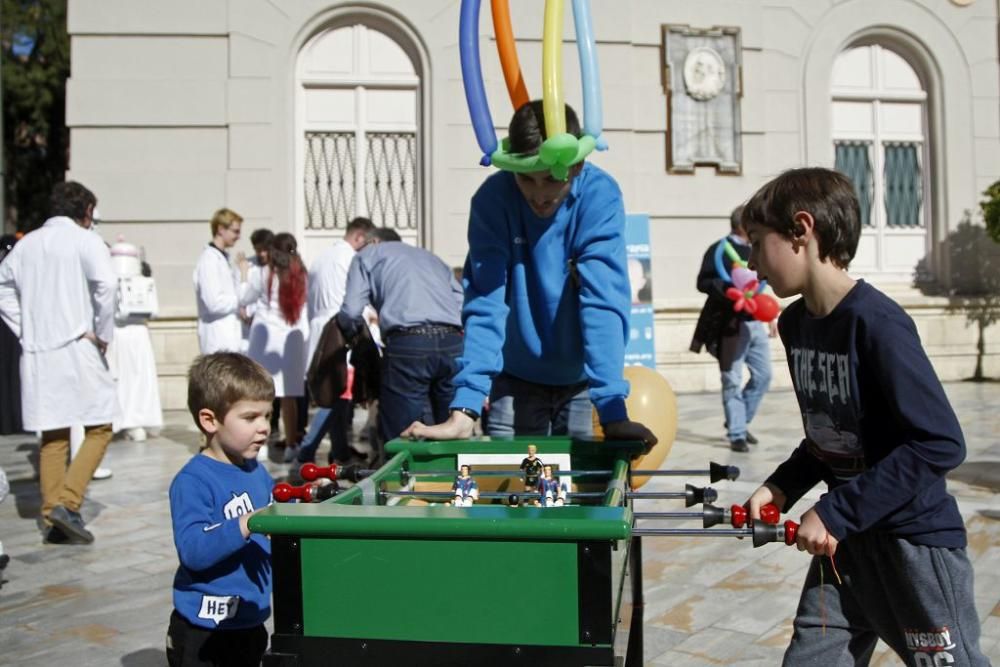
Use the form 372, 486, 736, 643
741, 167, 988, 666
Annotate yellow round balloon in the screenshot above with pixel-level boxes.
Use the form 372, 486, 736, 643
593, 365, 677, 489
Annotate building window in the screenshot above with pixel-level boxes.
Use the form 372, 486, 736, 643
831, 43, 928, 276
297, 23, 421, 243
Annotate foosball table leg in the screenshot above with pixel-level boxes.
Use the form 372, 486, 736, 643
625, 535, 643, 667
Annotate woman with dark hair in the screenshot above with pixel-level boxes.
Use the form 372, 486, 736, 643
240, 232, 309, 458
0, 234, 23, 434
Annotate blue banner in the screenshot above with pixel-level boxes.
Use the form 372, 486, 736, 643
625, 214, 655, 368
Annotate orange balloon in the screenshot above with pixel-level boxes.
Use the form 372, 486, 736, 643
491, 0, 530, 110
593, 366, 677, 489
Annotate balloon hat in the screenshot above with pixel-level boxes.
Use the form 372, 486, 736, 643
460, 0, 606, 180
713, 239, 780, 322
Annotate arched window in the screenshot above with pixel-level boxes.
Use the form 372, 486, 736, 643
831, 43, 928, 278
296, 23, 421, 246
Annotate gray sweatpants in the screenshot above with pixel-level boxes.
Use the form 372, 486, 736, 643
783, 531, 990, 667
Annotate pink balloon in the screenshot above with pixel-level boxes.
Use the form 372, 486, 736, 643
731, 267, 757, 290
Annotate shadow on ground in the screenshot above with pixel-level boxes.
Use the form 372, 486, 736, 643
122, 648, 167, 667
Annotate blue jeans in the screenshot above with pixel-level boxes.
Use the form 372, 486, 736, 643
487, 373, 593, 437
719, 320, 772, 442
297, 400, 353, 464
379, 331, 463, 446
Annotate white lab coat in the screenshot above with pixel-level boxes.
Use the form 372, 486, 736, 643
306, 239, 356, 364
241, 267, 309, 397
0, 217, 118, 431
193, 243, 242, 353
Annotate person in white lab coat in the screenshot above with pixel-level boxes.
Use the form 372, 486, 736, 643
0, 182, 117, 544
193, 208, 243, 354
294, 216, 374, 465
239, 232, 309, 454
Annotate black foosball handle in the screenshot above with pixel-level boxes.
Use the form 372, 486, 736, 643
684, 483, 717, 507
709, 461, 741, 483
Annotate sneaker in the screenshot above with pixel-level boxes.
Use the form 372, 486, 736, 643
283, 444, 300, 464
48, 505, 94, 544
746, 431, 759, 445
729, 439, 749, 453
126, 427, 147, 442
92, 467, 113, 480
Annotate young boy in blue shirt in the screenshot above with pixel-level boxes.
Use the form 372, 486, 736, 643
167, 353, 275, 666
742, 168, 988, 666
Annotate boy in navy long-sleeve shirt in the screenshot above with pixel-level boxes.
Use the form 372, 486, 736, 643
741, 168, 988, 666
167, 353, 275, 667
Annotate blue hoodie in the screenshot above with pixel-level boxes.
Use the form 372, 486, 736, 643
451, 163, 631, 424
169, 454, 273, 630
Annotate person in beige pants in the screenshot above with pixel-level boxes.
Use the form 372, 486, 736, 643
0, 182, 118, 545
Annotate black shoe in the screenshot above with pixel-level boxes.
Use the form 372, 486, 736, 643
746, 431, 759, 445
42, 524, 71, 544
48, 505, 94, 544
729, 439, 749, 453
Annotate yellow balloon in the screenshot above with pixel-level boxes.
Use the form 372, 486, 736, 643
541, 0, 566, 137
593, 365, 677, 489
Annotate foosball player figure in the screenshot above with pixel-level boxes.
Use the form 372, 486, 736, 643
520, 443, 544, 493
538, 465, 566, 507
452, 464, 479, 507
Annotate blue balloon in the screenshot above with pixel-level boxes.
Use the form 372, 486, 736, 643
713, 237, 730, 284
572, 0, 606, 150
459, 0, 497, 165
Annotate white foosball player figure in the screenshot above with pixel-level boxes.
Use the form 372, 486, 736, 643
538, 465, 566, 507
452, 464, 479, 507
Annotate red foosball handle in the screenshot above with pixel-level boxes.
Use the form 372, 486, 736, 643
300, 463, 337, 482
751, 519, 800, 547
272, 482, 336, 503
728, 503, 780, 528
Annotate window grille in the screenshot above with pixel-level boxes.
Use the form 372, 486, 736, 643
883, 142, 923, 228
365, 132, 417, 230
835, 141, 874, 227
304, 132, 356, 231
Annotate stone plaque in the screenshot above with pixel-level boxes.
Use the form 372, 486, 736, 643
662, 25, 742, 174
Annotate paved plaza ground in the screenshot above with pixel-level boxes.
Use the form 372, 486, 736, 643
0, 383, 997, 666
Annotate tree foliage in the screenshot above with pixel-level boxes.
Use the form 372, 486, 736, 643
947, 216, 1000, 381
983, 179, 1000, 244
2, 0, 69, 232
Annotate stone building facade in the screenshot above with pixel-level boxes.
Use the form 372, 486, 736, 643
64, 0, 1000, 408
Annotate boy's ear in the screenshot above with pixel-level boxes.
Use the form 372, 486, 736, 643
791, 211, 815, 241
198, 408, 220, 434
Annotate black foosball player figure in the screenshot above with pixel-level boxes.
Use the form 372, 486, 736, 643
452, 464, 479, 507
538, 465, 566, 507
520, 444, 544, 493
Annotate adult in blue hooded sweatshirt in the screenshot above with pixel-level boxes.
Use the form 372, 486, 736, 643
404, 101, 655, 447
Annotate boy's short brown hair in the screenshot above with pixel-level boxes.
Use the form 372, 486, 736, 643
210, 208, 243, 236
187, 353, 274, 433
742, 167, 862, 269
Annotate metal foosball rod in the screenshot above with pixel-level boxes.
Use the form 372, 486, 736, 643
381, 461, 739, 484
382, 483, 717, 507
632, 519, 799, 548
634, 503, 780, 529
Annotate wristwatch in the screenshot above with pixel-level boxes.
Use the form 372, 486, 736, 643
451, 407, 480, 421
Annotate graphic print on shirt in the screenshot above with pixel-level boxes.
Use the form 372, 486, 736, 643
223, 491, 255, 520
789, 345, 865, 479
198, 594, 240, 625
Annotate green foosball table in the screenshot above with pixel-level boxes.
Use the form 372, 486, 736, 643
252, 436, 648, 667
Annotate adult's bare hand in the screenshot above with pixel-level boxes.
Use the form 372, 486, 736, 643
401, 410, 475, 441
82, 331, 108, 355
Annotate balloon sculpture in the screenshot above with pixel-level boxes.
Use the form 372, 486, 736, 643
460, 0, 606, 179
712, 239, 780, 322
